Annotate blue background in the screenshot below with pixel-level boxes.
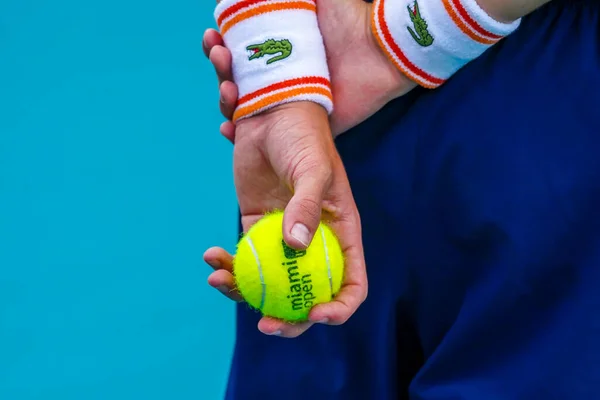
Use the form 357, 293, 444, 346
0, 1, 235, 398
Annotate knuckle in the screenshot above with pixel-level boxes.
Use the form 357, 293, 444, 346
340, 205, 361, 225
332, 300, 353, 325
286, 149, 313, 179
299, 155, 332, 180
297, 196, 321, 220
284, 143, 332, 183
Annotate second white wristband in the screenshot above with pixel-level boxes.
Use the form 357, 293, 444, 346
372, 0, 521, 88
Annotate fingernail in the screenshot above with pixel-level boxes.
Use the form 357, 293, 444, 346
266, 330, 282, 336
217, 285, 229, 295
219, 93, 225, 104
291, 223, 310, 247
317, 318, 329, 324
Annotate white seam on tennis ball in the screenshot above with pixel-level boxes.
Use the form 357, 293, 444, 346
320, 226, 333, 298
246, 236, 266, 310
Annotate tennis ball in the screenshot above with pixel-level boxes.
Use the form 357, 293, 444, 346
233, 211, 344, 322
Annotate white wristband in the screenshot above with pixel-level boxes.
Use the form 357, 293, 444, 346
214, 0, 333, 122
372, 0, 521, 88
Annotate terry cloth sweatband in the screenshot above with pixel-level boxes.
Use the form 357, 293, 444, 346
372, 0, 521, 88
214, 0, 333, 122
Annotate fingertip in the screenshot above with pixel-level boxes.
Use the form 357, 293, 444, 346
258, 318, 313, 338
282, 201, 318, 250
204, 28, 223, 45
206, 270, 230, 287
208, 45, 219, 65
257, 318, 283, 336
283, 222, 313, 250
202, 29, 223, 58
309, 291, 360, 326
208, 270, 243, 301
202, 246, 221, 262
219, 81, 238, 120
308, 303, 332, 324
220, 80, 238, 102
308, 312, 324, 323
220, 121, 235, 144
202, 252, 216, 266
209, 45, 234, 83
203, 246, 235, 271
206, 272, 221, 288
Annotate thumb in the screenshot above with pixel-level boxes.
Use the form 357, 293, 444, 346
283, 171, 330, 249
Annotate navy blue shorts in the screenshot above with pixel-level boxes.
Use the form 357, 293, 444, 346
226, 1, 600, 398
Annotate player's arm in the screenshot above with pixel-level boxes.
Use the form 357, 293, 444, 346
206, 0, 370, 340
209, 0, 553, 138
478, 0, 551, 23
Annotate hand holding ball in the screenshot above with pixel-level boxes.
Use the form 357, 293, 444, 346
233, 211, 344, 322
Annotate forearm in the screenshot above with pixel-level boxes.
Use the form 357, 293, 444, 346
209, 0, 555, 135
477, 0, 551, 23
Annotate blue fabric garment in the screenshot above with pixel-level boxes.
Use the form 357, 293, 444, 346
226, 1, 600, 399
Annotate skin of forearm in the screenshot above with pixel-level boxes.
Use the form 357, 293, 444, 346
476, 0, 552, 23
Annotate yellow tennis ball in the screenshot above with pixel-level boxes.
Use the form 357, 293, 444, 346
233, 211, 344, 322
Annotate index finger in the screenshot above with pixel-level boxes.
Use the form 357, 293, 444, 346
202, 28, 224, 58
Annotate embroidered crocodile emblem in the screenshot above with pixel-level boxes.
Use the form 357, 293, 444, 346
407, 1, 434, 47
246, 39, 293, 64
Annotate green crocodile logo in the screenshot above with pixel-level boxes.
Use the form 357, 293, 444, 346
407, 1, 434, 47
246, 39, 293, 65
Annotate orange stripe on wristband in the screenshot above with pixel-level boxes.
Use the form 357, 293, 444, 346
238, 76, 330, 106
217, 0, 269, 26
220, 1, 316, 35
372, 0, 444, 88
233, 86, 332, 121
443, 0, 502, 45
217, 0, 315, 27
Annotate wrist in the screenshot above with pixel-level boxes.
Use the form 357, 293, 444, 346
235, 101, 330, 141
364, 2, 418, 101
